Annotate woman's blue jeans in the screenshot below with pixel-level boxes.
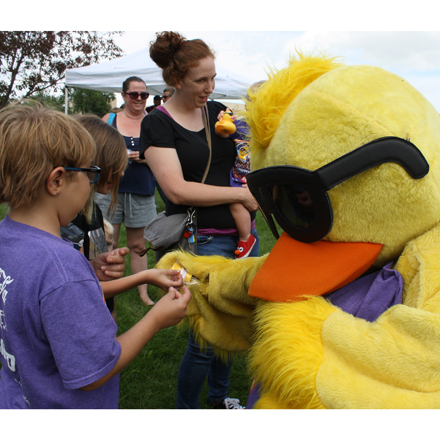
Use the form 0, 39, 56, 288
176, 229, 259, 409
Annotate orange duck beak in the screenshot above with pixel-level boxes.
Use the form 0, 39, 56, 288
249, 232, 383, 302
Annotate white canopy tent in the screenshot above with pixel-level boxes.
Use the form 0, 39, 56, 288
64, 48, 253, 113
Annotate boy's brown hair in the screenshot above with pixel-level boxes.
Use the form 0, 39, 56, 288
0, 101, 96, 209
73, 114, 128, 220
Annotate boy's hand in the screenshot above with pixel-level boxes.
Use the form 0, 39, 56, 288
148, 269, 184, 291
91, 247, 129, 281
149, 286, 192, 330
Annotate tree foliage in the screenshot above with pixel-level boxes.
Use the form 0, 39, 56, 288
29, 91, 65, 113
70, 88, 116, 118
0, 31, 123, 108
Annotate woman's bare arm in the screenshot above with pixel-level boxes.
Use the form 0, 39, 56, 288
144, 146, 258, 212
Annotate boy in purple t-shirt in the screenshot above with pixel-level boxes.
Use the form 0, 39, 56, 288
0, 104, 191, 409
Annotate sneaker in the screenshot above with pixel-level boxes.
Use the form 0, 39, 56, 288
208, 397, 245, 409
234, 234, 256, 259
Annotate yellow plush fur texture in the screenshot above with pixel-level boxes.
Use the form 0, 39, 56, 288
156, 251, 265, 357
244, 53, 344, 165
395, 222, 440, 313
249, 297, 335, 409
246, 55, 440, 265
318, 297, 440, 408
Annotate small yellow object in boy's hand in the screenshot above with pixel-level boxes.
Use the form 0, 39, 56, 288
172, 262, 197, 285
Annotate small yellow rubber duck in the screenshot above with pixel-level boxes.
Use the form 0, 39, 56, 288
215, 111, 236, 135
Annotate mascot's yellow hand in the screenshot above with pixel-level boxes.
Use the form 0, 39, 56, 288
156, 250, 265, 305
156, 250, 268, 352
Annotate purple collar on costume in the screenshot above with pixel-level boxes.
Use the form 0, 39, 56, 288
324, 261, 403, 322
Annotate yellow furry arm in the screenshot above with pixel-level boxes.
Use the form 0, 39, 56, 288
156, 250, 266, 352
248, 296, 336, 409
316, 304, 440, 408
395, 224, 440, 313
315, 231, 440, 408
248, 294, 440, 409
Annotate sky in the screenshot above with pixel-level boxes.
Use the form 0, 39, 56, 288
112, 30, 440, 112
4, 0, 440, 113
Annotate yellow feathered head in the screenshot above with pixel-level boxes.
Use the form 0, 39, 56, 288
245, 53, 440, 266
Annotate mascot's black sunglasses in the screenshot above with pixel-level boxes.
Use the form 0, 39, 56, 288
247, 137, 429, 243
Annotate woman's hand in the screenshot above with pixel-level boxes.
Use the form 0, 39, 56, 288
91, 247, 129, 281
128, 150, 147, 163
240, 186, 259, 212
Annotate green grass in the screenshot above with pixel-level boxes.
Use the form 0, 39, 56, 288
0, 194, 278, 409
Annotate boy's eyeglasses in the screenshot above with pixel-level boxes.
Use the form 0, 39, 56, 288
124, 91, 149, 100
64, 166, 101, 184
247, 137, 429, 243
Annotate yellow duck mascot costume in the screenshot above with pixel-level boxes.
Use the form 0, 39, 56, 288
157, 53, 440, 409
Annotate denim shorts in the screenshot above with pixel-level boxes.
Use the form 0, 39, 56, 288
95, 192, 156, 229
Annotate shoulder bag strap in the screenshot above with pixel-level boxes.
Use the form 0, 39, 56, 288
186, 104, 212, 237
201, 104, 212, 184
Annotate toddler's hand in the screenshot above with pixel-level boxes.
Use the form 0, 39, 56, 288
217, 108, 235, 121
